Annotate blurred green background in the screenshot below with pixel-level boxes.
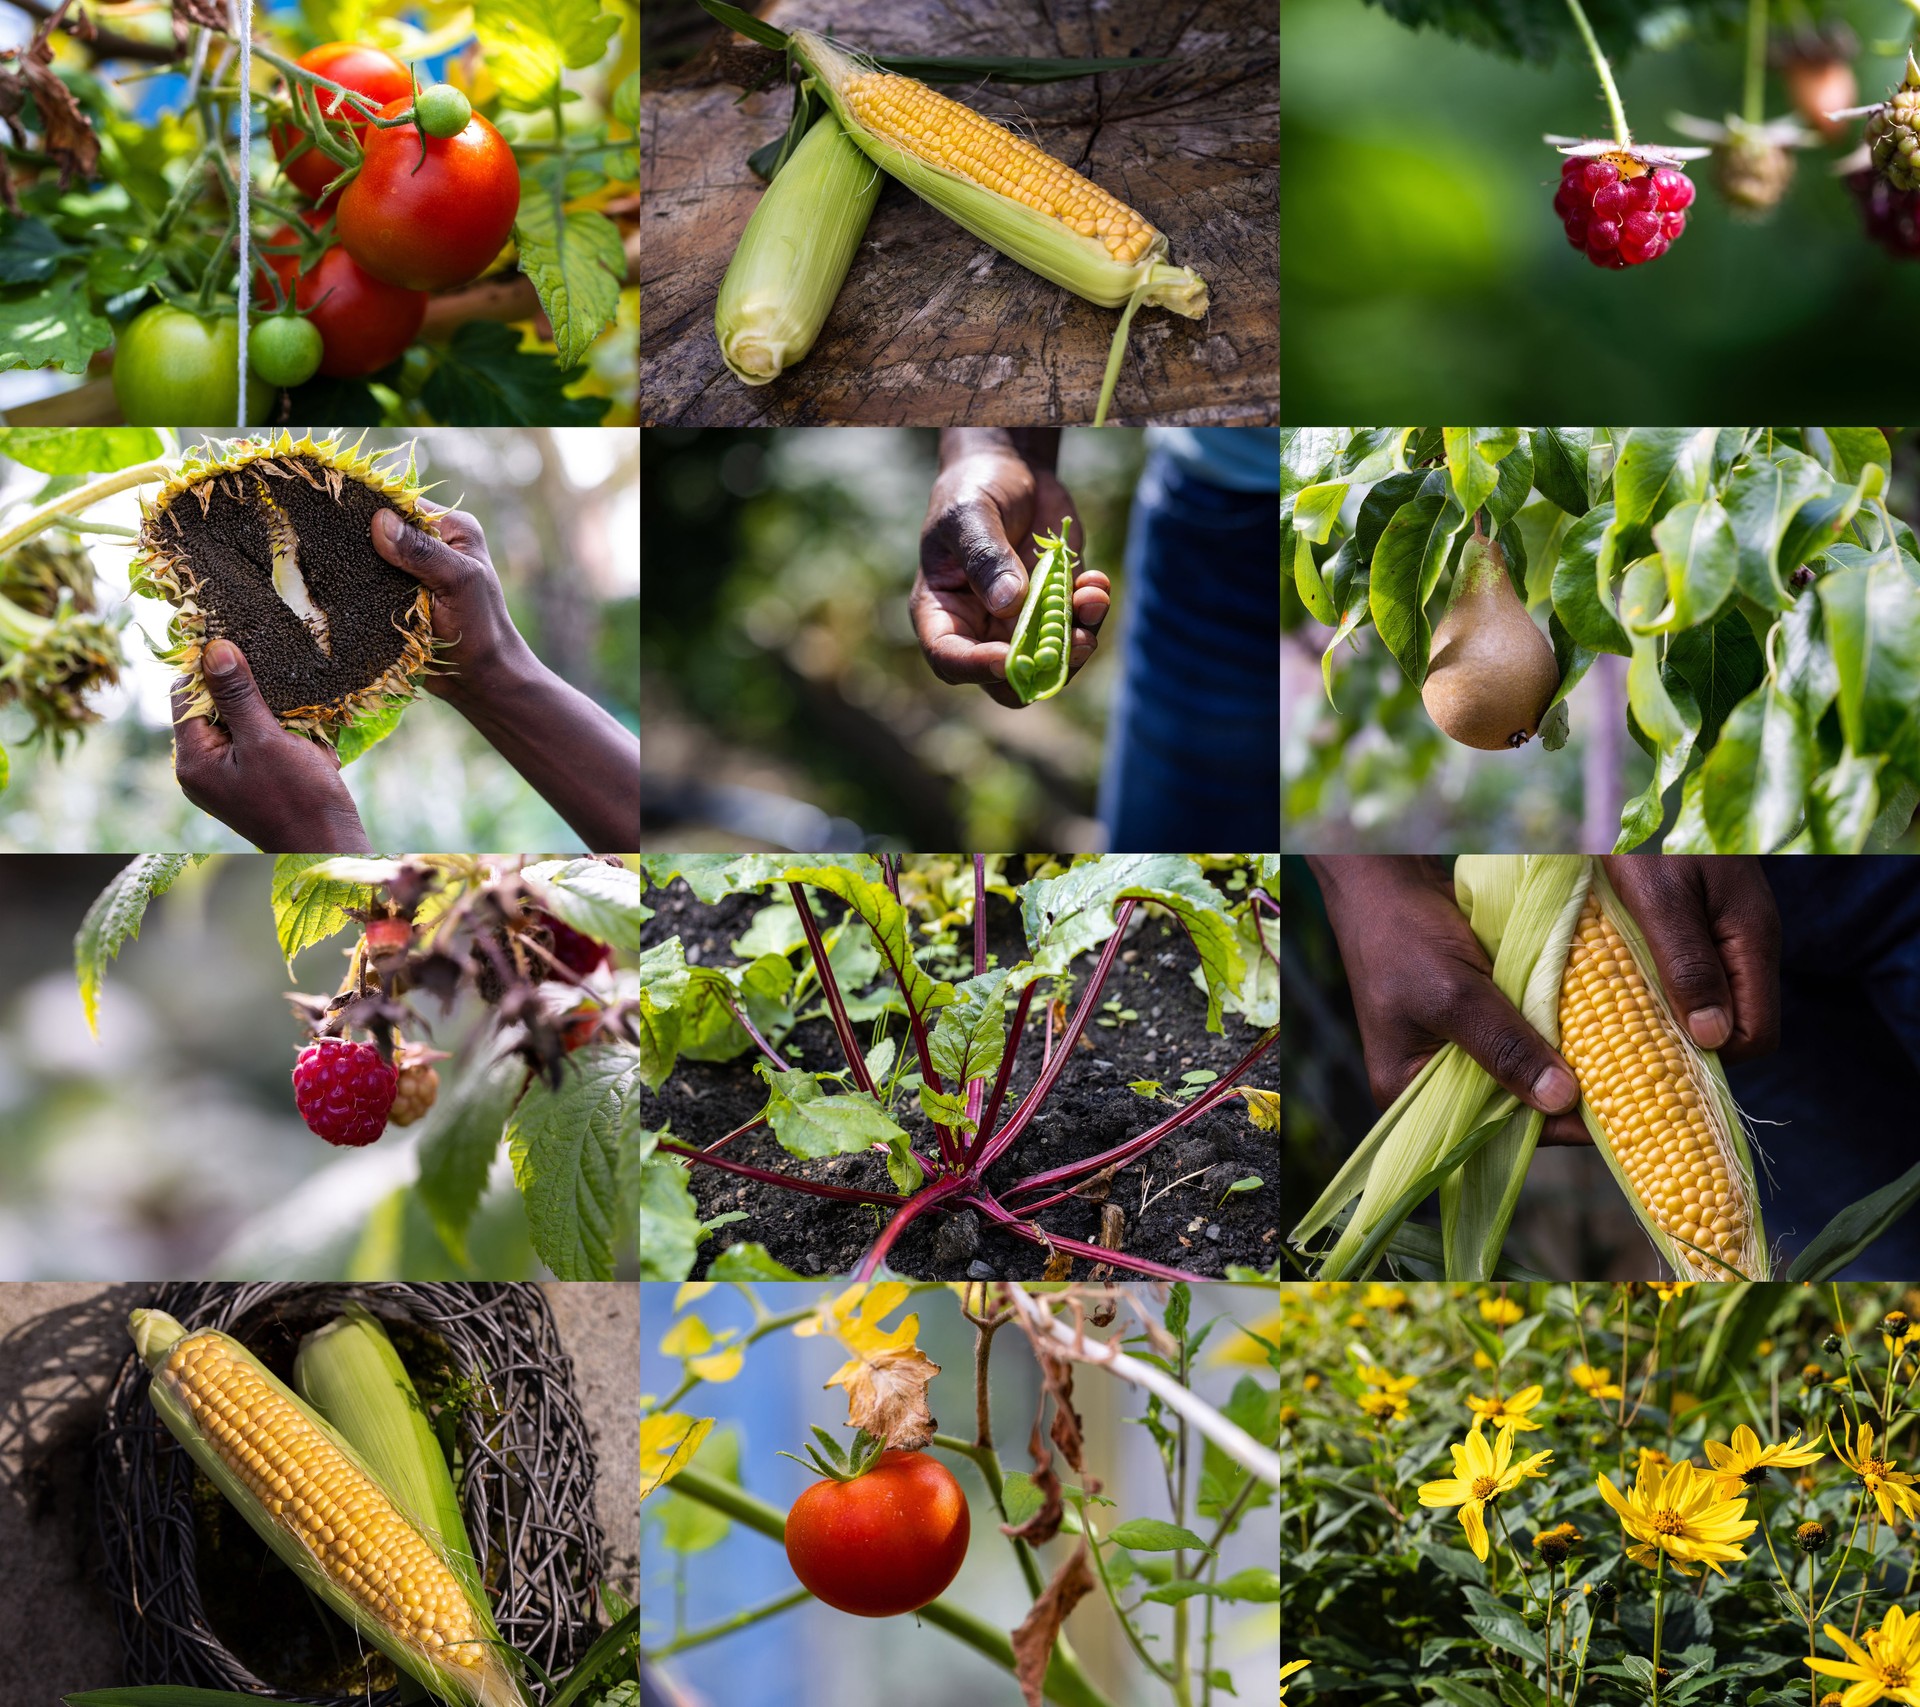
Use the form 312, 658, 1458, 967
0, 428, 639, 852
641, 428, 1149, 852
1282, 0, 1920, 419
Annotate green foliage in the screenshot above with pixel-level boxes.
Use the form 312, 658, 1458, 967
1285, 426, 1920, 852
1363, 0, 1739, 65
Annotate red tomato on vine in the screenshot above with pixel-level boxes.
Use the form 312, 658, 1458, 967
336, 100, 521, 292
783, 1450, 970, 1617
270, 42, 413, 204
256, 214, 428, 378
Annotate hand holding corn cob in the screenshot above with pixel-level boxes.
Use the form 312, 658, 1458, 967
1291, 856, 1774, 1282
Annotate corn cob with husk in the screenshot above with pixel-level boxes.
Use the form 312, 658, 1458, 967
787, 27, 1207, 425
1289, 856, 1767, 1282
130, 1309, 529, 1707
715, 108, 884, 385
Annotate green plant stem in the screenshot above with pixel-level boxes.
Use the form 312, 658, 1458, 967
641, 1588, 811, 1658
1075, 1485, 1177, 1685
0, 464, 172, 560
1743, 0, 1768, 125
1652, 1551, 1667, 1707
1563, 0, 1633, 147
662, 1465, 1120, 1707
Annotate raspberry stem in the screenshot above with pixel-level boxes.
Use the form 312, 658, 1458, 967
1564, 0, 1632, 148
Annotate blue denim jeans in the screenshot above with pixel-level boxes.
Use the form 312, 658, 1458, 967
1096, 447, 1280, 852
1726, 858, 1920, 1275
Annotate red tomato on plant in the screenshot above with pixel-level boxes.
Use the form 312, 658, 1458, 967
783, 1450, 970, 1617
257, 215, 428, 378
336, 100, 520, 292
270, 42, 413, 203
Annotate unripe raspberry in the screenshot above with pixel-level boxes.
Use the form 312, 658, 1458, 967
1715, 132, 1794, 215
389, 1060, 439, 1126
1867, 54, 1920, 191
292, 1039, 397, 1146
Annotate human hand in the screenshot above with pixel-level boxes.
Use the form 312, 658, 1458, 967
171, 639, 372, 852
1311, 856, 1780, 1147
371, 504, 529, 703
912, 450, 1108, 708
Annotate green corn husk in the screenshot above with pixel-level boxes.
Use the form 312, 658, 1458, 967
715, 109, 883, 385
294, 1304, 486, 1602
1288, 855, 1769, 1283
788, 27, 1207, 425
129, 1309, 528, 1707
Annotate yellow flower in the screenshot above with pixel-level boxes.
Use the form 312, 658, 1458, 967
1362, 1283, 1411, 1312
1466, 1385, 1545, 1432
1359, 1391, 1410, 1423
1638, 1446, 1675, 1477
1757, 1338, 1774, 1355
1355, 1364, 1418, 1395
1479, 1296, 1525, 1327
1702, 1424, 1825, 1499
1570, 1363, 1625, 1401
1806, 1604, 1920, 1705
1598, 1455, 1756, 1577
1651, 1282, 1694, 1304
1418, 1422, 1553, 1561
1302, 1373, 1322, 1393
1831, 1419, 1920, 1527
1472, 1350, 1495, 1371
1280, 1660, 1310, 1702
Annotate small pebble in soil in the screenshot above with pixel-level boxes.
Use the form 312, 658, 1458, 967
1202, 1162, 1240, 1202
1205, 1224, 1222, 1242
1093, 1059, 1115, 1072
933, 1209, 981, 1269
966, 1260, 998, 1281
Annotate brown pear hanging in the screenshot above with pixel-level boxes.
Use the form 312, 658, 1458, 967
1420, 534, 1560, 750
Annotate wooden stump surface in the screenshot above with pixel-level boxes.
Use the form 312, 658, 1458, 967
640, 0, 1277, 426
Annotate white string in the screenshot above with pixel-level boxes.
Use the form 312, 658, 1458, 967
231, 0, 253, 427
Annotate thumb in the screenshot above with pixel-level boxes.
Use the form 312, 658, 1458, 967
200, 639, 282, 742
373, 506, 468, 595
1445, 979, 1582, 1118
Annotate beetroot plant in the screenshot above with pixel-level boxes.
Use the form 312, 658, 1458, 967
636, 853, 1279, 1282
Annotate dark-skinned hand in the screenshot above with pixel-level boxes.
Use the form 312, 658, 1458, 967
912, 446, 1108, 708
171, 638, 373, 852
1307, 855, 1781, 1144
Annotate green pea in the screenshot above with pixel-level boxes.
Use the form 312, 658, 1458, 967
1004, 517, 1079, 704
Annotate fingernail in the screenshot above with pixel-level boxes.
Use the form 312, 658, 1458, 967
205, 639, 240, 675
1689, 1006, 1730, 1049
1533, 1065, 1579, 1113
375, 510, 400, 543
986, 573, 1021, 613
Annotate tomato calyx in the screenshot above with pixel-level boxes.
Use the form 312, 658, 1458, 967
778, 1426, 895, 1482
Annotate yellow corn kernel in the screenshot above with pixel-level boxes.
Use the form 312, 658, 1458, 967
839, 71, 1158, 265
161, 1328, 487, 1669
1557, 895, 1755, 1279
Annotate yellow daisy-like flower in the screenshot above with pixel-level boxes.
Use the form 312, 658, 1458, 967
1358, 1391, 1410, 1423
1280, 1659, 1310, 1702
1703, 1423, 1825, 1499
1472, 1349, 1496, 1371
1466, 1385, 1545, 1432
1570, 1363, 1625, 1401
1831, 1419, 1920, 1527
1362, 1283, 1410, 1311
1418, 1423, 1553, 1561
1597, 1456, 1757, 1578
1806, 1604, 1920, 1706
1479, 1297, 1525, 1327
1355, 1365, 1418, 1396
1650, 1282, 1695, 1304
1638, 1446, 1675, 1477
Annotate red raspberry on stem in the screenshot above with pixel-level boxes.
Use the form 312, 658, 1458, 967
532, 909, 612, 977
293, 1039, 398, 1147
365, 916, 412, 955
1555, 154, 1694, 268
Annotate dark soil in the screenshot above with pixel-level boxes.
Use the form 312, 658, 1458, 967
639, 877, 1280, 1280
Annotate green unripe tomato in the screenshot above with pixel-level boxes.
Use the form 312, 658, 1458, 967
248, 314, 324, 388
112, 305, 273, 426
414, 84, 472, 141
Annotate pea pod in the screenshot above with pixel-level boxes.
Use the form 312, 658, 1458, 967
1005, 518, 1076, 704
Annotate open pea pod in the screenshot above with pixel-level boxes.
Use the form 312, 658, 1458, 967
1005, 518, 1076, 703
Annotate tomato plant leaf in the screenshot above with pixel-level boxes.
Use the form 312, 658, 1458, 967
516, 179, 626, 369
421, 320, 610, 428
